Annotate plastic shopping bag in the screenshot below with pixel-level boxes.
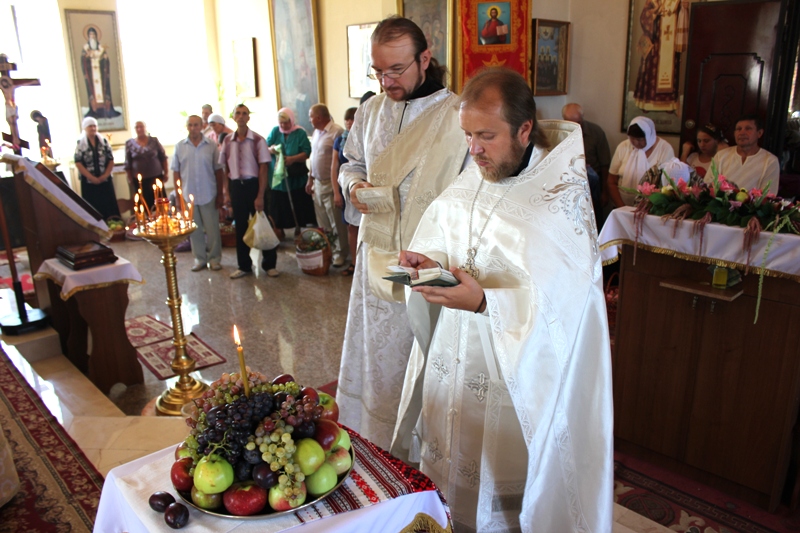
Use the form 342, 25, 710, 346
243, 214, 257, 248
271, 144, 286, 189
252, 212, 280, 250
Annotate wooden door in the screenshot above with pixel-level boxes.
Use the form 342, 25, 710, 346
681, 0, 783, 148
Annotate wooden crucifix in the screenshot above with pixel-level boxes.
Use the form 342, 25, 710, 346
1, 53, 40, 155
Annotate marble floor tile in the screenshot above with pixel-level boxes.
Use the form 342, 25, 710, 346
614, 504, 673, 533
106, 416, 189, 451
67, 416, 133, 450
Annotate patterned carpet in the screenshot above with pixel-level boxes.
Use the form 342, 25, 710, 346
0, 349, 104, 532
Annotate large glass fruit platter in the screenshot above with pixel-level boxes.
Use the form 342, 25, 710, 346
162, 370, 352, 524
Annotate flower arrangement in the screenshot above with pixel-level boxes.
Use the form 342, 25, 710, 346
622, 162, 800, 322
295, 228, 335, 253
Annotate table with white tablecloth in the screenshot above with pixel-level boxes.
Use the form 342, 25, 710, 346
34, 257, 144, 393
95, 429, 451, 533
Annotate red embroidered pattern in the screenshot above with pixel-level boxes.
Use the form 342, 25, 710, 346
350, 470, 380, 503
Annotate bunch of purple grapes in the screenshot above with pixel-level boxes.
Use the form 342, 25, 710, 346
194, 392, 274, 464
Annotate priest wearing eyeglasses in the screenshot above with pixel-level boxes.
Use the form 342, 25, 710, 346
336, 16, 468, 450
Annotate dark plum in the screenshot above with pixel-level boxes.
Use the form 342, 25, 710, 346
164, 502, 190, 529
148, 491, 176, 512
252, 463, 279, 489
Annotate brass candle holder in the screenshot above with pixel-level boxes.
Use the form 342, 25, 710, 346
133, 184, 207, 416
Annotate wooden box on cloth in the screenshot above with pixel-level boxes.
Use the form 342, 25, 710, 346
55, 241, 117, 270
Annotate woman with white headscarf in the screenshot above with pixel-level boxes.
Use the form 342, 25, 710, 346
74, 116, 119, 219
607, 116, 674, 207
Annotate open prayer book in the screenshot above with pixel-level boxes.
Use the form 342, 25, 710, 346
383, 265, 459, 287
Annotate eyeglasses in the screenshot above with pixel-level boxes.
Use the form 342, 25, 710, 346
367, 59, 416, 81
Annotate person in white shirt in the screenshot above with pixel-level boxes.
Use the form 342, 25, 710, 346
711, 114, 780, 195
608, 116, 674, 207
308, 104, 348, 267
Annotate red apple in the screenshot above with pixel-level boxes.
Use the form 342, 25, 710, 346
300, 386, 319, 405
271, 373, 295, 386
268, 482, 307, 511
318, 392, 339, 422
223, 481, 267, 516
295, 438, 325, 475
175, 442, 193, 460
191, 485, 223, 510
193, 454, 234, 495
313, 419, 340, 453
325, 446, 352, 475
170, 457, 194, 492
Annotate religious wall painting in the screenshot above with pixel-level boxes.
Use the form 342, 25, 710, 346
268, 0, 323, 135
458, 0, 530, 90
347, 23, 381, 99
622, 0, 697, 134
64, 10, 126, 132
233, 38, 259, 99
398, 0, 454, 84
532, 19, 570, 96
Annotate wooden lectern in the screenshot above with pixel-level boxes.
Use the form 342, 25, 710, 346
9, 158, 143, 393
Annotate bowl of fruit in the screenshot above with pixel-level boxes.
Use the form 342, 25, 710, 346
159, 371, 350, 525
107, 216, 127, 242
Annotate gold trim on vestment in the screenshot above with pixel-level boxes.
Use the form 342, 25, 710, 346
397, 512, 453, 533
17, 164, 111, 240
599, 238, 800, 283
33, 272, 144, 300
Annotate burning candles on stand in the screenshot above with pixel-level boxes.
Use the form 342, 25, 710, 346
132, 172, 193, 237
233, 326, 250, 398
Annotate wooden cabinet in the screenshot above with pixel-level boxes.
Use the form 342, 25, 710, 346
613, 245, 800, 510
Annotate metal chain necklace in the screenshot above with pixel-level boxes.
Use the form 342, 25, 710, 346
460, 178, 515, 279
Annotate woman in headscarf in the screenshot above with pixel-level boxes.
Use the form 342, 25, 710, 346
266, 107, 316, 231
74, 116, 120, 219
608, 116, 675, 207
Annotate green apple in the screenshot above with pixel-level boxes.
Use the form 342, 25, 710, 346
193, 453, 234, 494
305, 462, 338, 496
295, 438, 325, 476
334, 428, 351, 451
325, 446, 352, 475
191, 485, 223, 510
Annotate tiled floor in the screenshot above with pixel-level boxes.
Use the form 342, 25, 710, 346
2, 238, 672, 532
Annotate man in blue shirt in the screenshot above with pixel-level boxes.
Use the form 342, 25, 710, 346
172, 115, 225, 271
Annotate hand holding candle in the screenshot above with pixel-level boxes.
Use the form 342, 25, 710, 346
233, 325, 250, 398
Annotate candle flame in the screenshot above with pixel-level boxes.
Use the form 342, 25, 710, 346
138, 174, 142, 182
156, 179, 163, 189
134, 193, 139, 203
233, 325, 241, 345
45, 139, 51, 146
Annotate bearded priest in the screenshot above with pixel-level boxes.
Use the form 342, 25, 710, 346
391, 68, 613, 532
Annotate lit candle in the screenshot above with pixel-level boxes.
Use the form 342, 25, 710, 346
177, 187, 186, 215
156, 178, 164, 199
134, 193, 143, 226
233, 326, 250, 397
188, 194, 195, 221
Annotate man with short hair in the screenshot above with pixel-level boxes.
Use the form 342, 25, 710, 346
336, 16, 468, 449
172, 115, 225, 271
712, 114, 780, 194
392, 67, 613, 532
201, 104, 214, 140
219, 104, 277, 279
308, 104, 347, 266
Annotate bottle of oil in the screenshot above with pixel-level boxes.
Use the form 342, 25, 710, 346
712, 266, 728, 289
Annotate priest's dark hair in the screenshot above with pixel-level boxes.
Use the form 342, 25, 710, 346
371, 16, 448, 87
460, 67, 549, 149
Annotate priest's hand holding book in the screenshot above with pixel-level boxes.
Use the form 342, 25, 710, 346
393, 251, 487, 314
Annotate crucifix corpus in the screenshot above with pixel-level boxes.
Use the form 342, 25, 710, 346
0, 53, 40, 155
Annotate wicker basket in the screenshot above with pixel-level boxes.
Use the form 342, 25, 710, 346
296, 228, 331, 276
220, 223, 236, 247
107, 216, 126, 242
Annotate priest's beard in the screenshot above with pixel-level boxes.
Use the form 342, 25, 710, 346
89, 39, 98, 50
475, 138, 527, 183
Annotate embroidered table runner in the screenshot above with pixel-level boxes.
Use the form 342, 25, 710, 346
599, 207, 800, 281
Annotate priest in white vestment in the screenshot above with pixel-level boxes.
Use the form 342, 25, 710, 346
336, 16, 468, 449
392, 68, 613, 532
